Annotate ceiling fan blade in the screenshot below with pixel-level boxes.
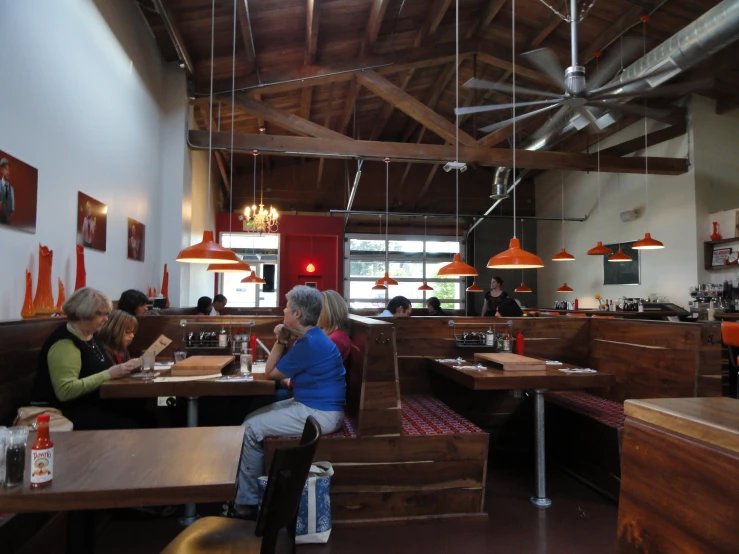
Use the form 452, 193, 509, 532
463, 78, 562, 99
455, 99, 560, 116
573, 106, 601, 134
592, 77, 714, 102
587, 66, 696, 98
478, 102, 563, 134
532, 105, 572, 140
522, 48, 567, 91
585, 38, 642, 93
590, 101, 672, 121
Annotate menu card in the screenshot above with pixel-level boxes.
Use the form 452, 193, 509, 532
142, 335, 172, 358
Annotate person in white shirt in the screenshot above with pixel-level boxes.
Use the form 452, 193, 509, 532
210, 294, 227, 316
377, 296, 412, 318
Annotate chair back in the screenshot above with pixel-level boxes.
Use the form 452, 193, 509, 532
721, 321, 739, 346
255, 416, 322, 553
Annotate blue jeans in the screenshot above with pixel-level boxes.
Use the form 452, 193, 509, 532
236, 398, 344, 505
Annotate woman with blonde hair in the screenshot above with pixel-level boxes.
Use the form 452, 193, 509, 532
318, 289, 351, 362
31, 287, 141, 430
98, 310, 139, 364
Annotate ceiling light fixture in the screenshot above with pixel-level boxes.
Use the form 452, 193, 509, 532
176, 0, 239, 265
552, 172, 575, 261
438, 1, 478, 278
375, 158, 399, 287
556, 282, 574, 292
241, 151, 279, 235
487, 2, 544, 271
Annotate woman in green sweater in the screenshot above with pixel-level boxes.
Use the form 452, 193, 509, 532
31, 287, 141, 430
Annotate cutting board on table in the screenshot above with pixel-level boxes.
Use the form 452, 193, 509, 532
474, 353, 546, 372
170, 355, 234, 377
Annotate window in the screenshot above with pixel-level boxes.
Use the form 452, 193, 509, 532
345, 234, 464, 310
219, 233, 279, 307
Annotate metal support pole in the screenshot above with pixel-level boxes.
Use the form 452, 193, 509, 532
530, 389, 552, 507
570, 0, 578, 67
179, 397, 200, 525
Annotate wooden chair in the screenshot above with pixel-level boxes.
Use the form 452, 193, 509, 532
721, 321, 739, 399
161, 416, 322, 554
566, 313, 588, 317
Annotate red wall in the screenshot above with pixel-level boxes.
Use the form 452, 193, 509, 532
215, 213, 344, 305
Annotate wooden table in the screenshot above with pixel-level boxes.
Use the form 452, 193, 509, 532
426, 356, 614, 508
100, 362, 273, 523
0, 427, 244, 512
618, 397, 739, 553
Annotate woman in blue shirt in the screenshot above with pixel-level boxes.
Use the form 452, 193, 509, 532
232, 285, 346, 518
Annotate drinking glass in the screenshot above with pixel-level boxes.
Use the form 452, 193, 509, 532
0, 426, 8, 486
174, 351, 187, 363
141, 350, 156, 380
241, 348, 253, 377
5, 426, 29, 487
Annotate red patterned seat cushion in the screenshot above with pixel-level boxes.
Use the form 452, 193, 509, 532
545, 391, 625, 429
401, 395, 485, 436
325, 415, 357, 439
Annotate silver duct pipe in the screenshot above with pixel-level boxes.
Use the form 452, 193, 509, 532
493, 0, 739, 187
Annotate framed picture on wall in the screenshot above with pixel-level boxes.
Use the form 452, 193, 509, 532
712, 247, 731, 267
603, 241, 640, 285
127, 218, 145, 261
76, 192, 107, 252
0, 149, 38, 234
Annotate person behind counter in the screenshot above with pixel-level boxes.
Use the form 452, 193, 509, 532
482, 276, 509, 317
211, 294, 227, 316
426, 297, 446, 316
378, 296, 412, 318
118, 289, 148, 316
30, 287, 142, 430
230, 285, 345, 520
196, 296, 212, 315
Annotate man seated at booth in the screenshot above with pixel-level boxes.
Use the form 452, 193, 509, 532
426, 297, 446, 316
495, 297, 524, 318
378, 296, 412, 318
211, 294, 227, 315
230, 285, 346, 519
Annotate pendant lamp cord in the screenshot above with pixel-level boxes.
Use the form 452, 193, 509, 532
454, 0, 459, 241
642, 20, 649, 231
206, 0, 216, 218
596, 56, 601, 219
521, 218, 525, 281
561, 171, 565, 249
228, 0, 237, 241
385, 158, 390, 273
512, 0, 517, 239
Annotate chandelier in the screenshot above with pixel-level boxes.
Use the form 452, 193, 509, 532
240, 150, 278, 235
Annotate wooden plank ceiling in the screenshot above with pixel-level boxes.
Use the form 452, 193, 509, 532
137, 0, 737, 221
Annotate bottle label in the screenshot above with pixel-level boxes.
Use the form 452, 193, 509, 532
30, 447, 53, 484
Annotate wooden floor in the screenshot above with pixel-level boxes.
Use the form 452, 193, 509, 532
96, 462, 618, 554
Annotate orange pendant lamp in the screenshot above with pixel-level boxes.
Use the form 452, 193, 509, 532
206, 259, 252, 273
515, 282, 533, 293
372, 283, 388, 291
632, 20, 664, 251
375, 159, 399, 286
608, 248, 632, 263
177, 230, 240, 264
552, 172, 575, 262
587, 241, 612, 256
439, 254, 478, 276
632, 232, 664, 250
418, 282, 434, 291
556, 282, 574, 292
241, 270, 266, 284
467, 281, 484, 292
488, 238, 544, 269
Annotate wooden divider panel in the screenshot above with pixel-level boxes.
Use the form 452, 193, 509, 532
348, 315, 401, 437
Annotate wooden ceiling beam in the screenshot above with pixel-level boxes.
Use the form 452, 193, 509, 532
339, 78, 360, 135
235, 0, 257, 75
230, 94, 350, 141
316, 82, 335, 189
370, 72, 414, 141
356, 70, 477, 146
196, 107, 231, 196
464, 0, 507, 40
716, 94, 739, 115
414, 0, 452, 47
151, 0, 194, 75
196, 41, 477, 95
528, 1, 583, 49
305, 0, 320, 65
252, 93, 270, 169
401, 61, 458, 142
190, 130, 690, 175
579, 4, 644, 65
599, 121, 687, 157
359, 0, 390, 57
300, 88, 313, 120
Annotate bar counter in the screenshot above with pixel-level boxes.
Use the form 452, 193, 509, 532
523, 308, 681, 319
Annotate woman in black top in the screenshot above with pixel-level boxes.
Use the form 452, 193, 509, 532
482, 276, 509, 316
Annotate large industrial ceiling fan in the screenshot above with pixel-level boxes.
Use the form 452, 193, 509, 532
456, 1, 711, 136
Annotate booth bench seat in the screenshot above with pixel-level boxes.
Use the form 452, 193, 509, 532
545, 391, 625, 429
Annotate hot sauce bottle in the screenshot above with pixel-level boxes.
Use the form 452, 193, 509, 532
30, 414, 54, 488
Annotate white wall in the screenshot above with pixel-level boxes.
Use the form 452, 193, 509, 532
0, 0, 181, 319
535, 115, 697, 310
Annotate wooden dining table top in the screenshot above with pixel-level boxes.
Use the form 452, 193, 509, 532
425, 356, 615, 390
0, 427, 244, 513
100, 364, 275, 399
